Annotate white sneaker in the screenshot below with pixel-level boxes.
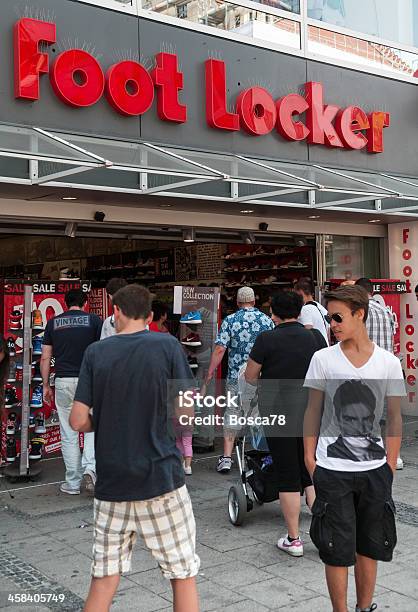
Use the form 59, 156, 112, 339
396, 457, 404, 470
217, 456, 232, 473
59, 482, 80, 495
277, 535, 304, 557
184, 465, 192, 475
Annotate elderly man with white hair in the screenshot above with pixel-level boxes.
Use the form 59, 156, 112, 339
205, 286, 274, 473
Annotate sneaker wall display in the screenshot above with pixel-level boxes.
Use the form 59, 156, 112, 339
174, 286, 220, 450
0, 279, 105, 465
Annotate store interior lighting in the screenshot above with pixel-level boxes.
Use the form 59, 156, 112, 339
241, 232, 256, 245
294, 236, 308, 247
182, 228, 195, 243
64, 222, 77, 238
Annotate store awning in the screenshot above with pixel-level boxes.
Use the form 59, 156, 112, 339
1, 123, 418, 216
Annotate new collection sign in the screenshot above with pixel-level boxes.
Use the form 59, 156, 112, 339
14, 17, 389, 153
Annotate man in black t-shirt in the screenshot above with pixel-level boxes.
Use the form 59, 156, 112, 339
41, 290, 102, 496
245, 291, 326, 558
69, 284, 199, 612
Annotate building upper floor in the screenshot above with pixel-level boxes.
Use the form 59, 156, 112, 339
75, 0, 418, 84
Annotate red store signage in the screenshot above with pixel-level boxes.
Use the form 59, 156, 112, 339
14, 18, 390, 153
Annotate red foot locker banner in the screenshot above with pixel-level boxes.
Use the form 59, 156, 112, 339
389, 223, 418, 418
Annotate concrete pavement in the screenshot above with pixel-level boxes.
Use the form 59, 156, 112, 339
0, 438, 418, 611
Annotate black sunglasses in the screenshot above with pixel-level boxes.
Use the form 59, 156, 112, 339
325, 313, 344, 324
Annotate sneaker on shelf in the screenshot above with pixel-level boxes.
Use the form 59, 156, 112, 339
7, 362, 17, 383
217, 456, 232, 473
34, 411, 46, 434
9, 309, 22, 330
184, 464, 192, 475
29, 415, 36, 429
15, 342, 23, 356
30, 385, 43, 409
181, 332, 201, 347
4, 386, 18, 408
6, 412, 17, 435
187, 356, 199, 369
32, 309, 44, 330
6, 437, 17, 463
277, 535, 304, 557
29, 437, 45, 460
7, 337, 16, 356
15, 364, 23, 383
396, 457, 404, 470
59, 482, 80, 495
180, 311, 202, 325
32, 362, 43, 382
32, 336, 43, 355
82, 469, 96, 495
59, 267, 70, 280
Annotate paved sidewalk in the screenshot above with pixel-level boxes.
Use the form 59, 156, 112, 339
0, 439, 418, 611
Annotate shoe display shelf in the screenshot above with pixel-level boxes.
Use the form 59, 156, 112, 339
222, 245, 314, 294
179, 311, 203, 377
86, 251, 156, 287
4, 286, 43, 482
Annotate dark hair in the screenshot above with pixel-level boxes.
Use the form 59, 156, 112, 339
0, 336, 10, 405
152, 300, 169, 322
106, 277, 128, 297
324, 286, 369, 322
65, 289, 87, 309
112, 284, 152, 320
415, 284, 418, 293
333, 380, 376, 420
293, 277, 314, 296
271, 291, 303, 320
355, 277, 373, 295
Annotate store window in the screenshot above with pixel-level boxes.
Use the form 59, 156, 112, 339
325, 235, 381, 282
177, 3, 188, 19
308, 0, 418, 48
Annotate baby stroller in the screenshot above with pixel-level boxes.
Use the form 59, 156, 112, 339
228, 364, 279, 526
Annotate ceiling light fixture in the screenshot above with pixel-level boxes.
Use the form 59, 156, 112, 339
240, 209, 254, 214
308, 215, 320, 219
183, 228, 195, 243
64, 222, 77, 238
368, 219, 382, 223
62, 196, 77, 201
159, 203, 173, 208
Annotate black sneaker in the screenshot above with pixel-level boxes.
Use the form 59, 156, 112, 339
188, 356, 199, 370
6, 412, 17, 435
29, 437, 45, 460
4, 387, 18, 408
7, 337, 16, 356
32, 362, 42, 382
6, 437, 16, 462
34, 412, 46, 434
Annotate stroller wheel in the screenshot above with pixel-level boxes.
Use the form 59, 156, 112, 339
228, 485, 247, 526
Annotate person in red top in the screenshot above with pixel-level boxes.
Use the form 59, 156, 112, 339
149, 301, 170, 333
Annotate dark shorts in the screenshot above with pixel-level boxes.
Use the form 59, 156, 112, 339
267, 437, 312, 493
310, 463, 397, 567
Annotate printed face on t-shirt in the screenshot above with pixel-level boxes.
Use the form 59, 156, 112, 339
327, 300, 365, 342
337, 402, 375, 437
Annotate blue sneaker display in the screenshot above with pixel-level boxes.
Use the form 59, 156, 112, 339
30, 385, 43, 409
32, 336, 43, 355
180, 311, 202, 325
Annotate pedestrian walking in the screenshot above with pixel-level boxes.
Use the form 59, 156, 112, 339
41, 289, 103, 495
294, 277, 329, 344
100, 278, 128, 339
69, 284, 200, 612
205, 286, 274, 473
245, 291, 327, 557
304, 285, 405, 612
149, 300, 170, 333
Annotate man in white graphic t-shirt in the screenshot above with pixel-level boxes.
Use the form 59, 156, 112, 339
303, 285, 405, 612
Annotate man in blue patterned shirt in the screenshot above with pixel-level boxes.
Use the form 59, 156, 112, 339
206, 287, 274, 472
